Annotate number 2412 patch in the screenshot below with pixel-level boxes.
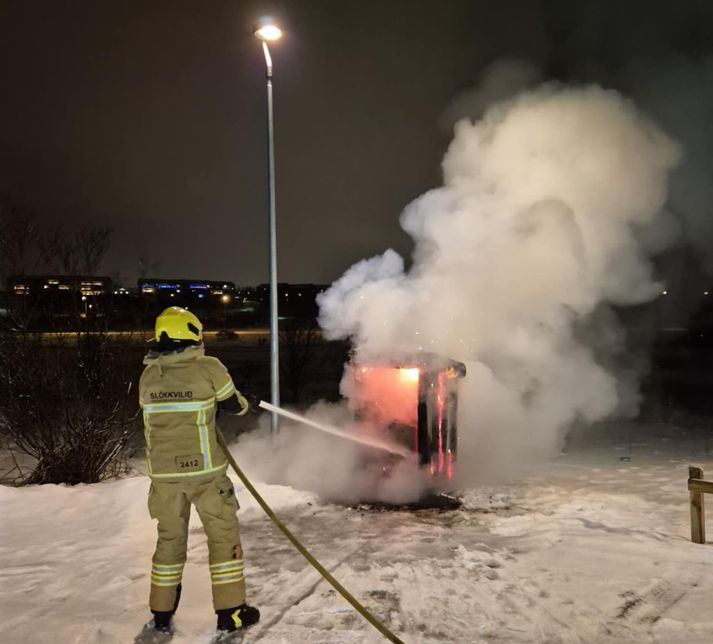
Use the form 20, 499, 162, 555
175, 455, 203, 470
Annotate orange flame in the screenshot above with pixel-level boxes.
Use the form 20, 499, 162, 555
399, 367, 420, 383
353, 366, 419, 427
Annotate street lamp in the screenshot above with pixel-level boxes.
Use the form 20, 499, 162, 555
221, 294, 231, 327
254, 16, 283, 434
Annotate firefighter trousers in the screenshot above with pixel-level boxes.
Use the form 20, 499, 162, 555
147, 471, 246, 612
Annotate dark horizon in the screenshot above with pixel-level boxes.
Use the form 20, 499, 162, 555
0, 1, 547, 285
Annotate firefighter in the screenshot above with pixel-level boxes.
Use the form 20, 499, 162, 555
139, 306, 260, 635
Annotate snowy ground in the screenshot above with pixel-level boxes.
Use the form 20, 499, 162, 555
3, 427, 713, 643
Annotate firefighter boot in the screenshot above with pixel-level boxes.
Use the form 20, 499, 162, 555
216, 604, 260, 632
150, 583, 182, 632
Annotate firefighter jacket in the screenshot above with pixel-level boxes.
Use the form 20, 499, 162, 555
139, 344, 238, 480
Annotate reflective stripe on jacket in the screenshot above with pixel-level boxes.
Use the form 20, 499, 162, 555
139, 344, 238, 480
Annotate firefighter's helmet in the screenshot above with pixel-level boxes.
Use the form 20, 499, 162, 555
155, 307, 203, 342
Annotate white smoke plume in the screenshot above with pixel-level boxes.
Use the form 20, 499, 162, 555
318, 83, 680, 483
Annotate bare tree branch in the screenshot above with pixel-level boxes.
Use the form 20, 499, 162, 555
0, 207, 40, 279
77, 225, 112, 275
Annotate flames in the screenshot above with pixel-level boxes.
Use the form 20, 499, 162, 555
349, 359, 462, 481
399, 367, 420, 382
354, 366, 420, 427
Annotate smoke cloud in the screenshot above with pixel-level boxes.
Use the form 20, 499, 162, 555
237, 402, 430, 505
540, 0, 713, 315
317, 83, 680, 482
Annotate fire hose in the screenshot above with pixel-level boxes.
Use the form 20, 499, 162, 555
216, 429, 405, 644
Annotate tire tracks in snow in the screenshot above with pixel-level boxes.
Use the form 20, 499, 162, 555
249, 542, 366, 642
614, 577, 695, 624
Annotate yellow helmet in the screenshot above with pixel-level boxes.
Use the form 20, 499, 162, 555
155, 307, 203, 342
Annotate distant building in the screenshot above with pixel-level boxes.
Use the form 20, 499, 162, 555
3, 275, 117, 329
7, 275, 113, 297
254, 283, 327, 318
2, 275, 328, 330
136, 279, 327, 318
137, 278, 237, 304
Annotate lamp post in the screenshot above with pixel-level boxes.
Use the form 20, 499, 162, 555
81, 295, 88, 331
221, 293, 231, 328
254, 16, 283, 434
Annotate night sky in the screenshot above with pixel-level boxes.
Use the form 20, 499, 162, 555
0, 0, 546, 285
2, 1, 712, 287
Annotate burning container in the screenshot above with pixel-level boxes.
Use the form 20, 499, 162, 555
350, 354, 466, 479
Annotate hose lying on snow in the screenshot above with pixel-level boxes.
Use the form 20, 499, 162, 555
216, 428, 405, 644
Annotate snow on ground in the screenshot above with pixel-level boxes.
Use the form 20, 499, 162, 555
3, 428, 713, 643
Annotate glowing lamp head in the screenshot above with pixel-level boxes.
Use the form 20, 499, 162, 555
254, 17, 283, 42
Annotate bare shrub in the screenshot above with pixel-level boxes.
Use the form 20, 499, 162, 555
0, 331, 141, 485
0, 209, 139, 485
